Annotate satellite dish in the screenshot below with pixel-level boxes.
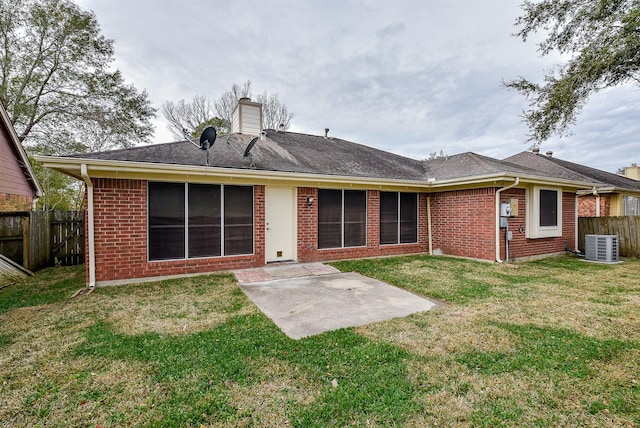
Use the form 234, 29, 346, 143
244, 137, 258, 157
199, 127, 217, 151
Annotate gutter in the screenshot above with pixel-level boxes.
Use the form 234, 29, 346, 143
495, 177, 520, 263
80, 164, 96, 288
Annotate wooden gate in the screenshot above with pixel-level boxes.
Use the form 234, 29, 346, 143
50, 211, 84, 266
0, 210, 85, 270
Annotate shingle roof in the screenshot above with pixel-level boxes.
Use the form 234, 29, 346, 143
70, 130, 427, 181
505, 152, 640, 193
65, 131, 613, 189
422, 152, 555, 181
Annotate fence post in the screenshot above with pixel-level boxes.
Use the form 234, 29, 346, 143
22, 215, 30, 270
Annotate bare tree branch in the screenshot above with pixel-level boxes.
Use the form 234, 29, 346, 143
162, 80, 294, 138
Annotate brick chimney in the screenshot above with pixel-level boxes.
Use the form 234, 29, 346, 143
232, 98, 263, 135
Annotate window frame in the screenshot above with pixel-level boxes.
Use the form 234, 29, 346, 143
526, 186, 563, 238
317, 189, 367, 249
147, 182, 254, 261
379, 191, 418, 245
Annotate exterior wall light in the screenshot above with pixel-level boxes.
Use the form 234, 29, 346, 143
307, 196, 314, 207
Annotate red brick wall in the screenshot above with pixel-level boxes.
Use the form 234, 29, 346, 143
297, 188, 429, 263
430, 188, 497, 260
498, 189, 576, 261
578, 194, 611, 217
86, 179, 578, 284
0, 193, 32, 211
87, 179, 266, 284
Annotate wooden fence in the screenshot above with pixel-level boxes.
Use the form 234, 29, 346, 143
0, 211, 85, 270
578, 216, 640, 258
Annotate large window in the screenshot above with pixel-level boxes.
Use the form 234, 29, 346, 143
148, 182, 253, 260
623, 196, 640, 216
318, 189, 366, 249
526, 187, 562, 238
380, 192, 418, 244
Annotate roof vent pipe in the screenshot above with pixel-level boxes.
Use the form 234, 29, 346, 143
546, 151, 553, 157
324, 128, 329, 139
532, 146, 540, 155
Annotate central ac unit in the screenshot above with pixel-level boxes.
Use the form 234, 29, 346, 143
584, 234, 619, 263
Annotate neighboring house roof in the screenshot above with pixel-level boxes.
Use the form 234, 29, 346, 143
0, 103, 43, 198
505, 152, 640, 194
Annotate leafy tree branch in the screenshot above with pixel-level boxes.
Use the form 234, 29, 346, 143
505, 0, 640, 142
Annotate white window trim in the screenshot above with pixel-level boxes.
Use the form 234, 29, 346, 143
526, 186, 562, 239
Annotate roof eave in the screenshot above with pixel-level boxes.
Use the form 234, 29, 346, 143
429, 172, 597, 190
34, 156, 433, 190
0, 104, 44, 197
35, 156, 602, 192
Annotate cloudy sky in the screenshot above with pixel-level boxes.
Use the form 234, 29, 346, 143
76, 0, 639, 173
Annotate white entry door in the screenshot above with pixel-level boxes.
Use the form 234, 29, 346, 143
265, 187, 296, 263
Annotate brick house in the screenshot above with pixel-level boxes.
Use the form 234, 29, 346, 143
506, 151, 640, 217
37, 100, 603, 286
0, 103, 42, 211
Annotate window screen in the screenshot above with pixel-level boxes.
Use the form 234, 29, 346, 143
318, 189, 366, 249
148, 182, 185, 260
148, 182, 253, 261
380, 192, 418, 244
344, 190, 366, 247
380, 192, 399, 244
400, 193, 418, 243
224, 185, 254, 255
318, 189, 343, 249
188, 184, 221, 258
539, 189, 558, 227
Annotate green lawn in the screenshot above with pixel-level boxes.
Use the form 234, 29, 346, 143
1, 256, 638, 427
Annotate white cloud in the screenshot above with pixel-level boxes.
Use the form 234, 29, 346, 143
77, 0, 639, 173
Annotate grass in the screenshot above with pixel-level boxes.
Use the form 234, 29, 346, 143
1, 255, 639, 427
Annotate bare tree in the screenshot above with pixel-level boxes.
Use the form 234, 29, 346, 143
426, 150, 447, 160
256, 91, 293, 130
162, 80, 293, 138
161, 95, 217, 139
212, 80, 252, 131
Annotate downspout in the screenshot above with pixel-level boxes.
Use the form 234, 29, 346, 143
593, 187, 601, 217
80, 164, 96, 288
427, 196, 433, 255
495, 177, 520, 263
574, 194, 579, 252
